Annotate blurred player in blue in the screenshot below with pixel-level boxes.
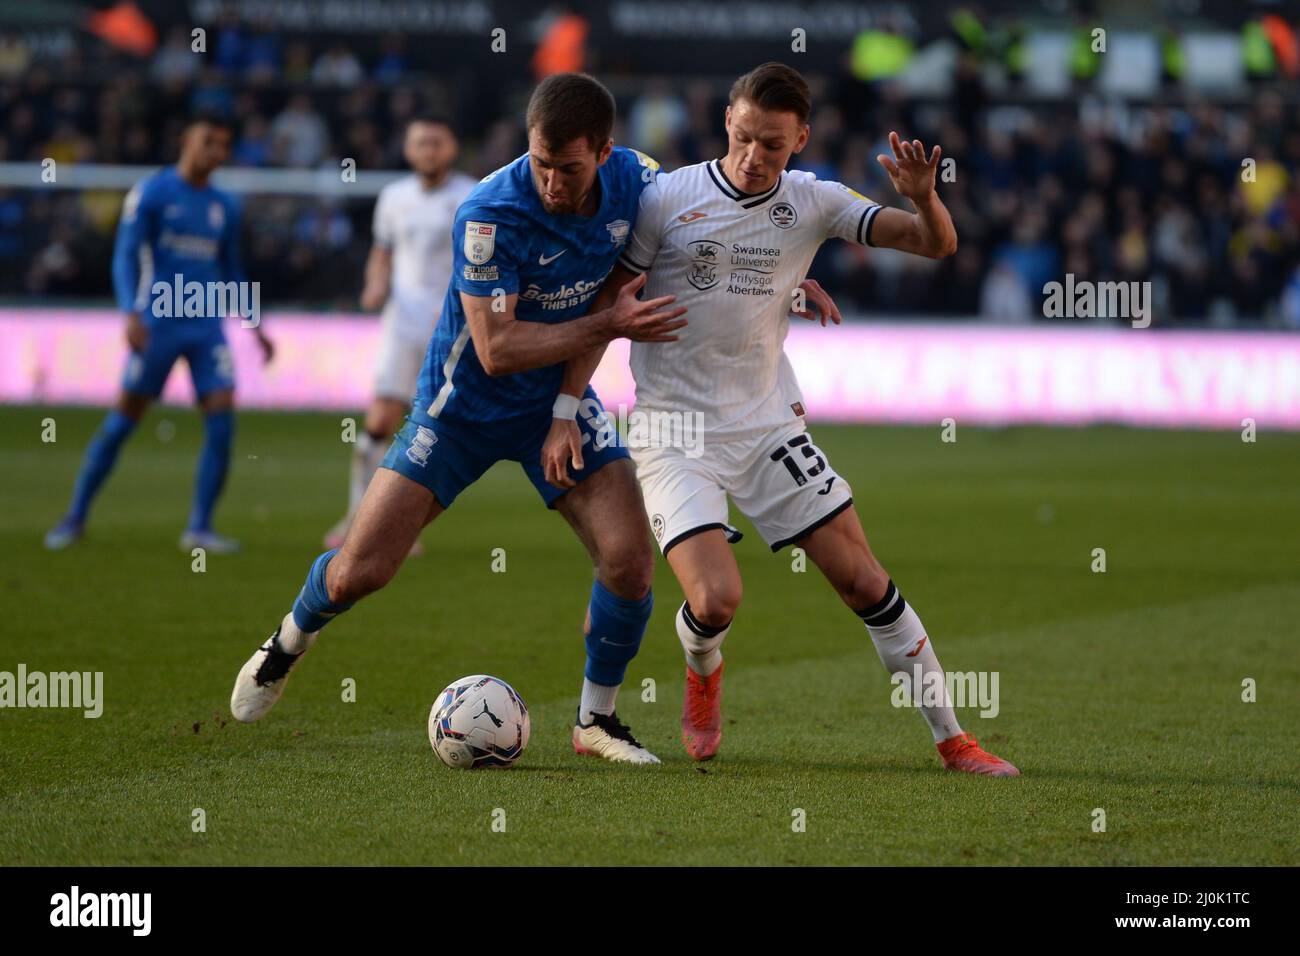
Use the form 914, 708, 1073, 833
45, 114, 273, 554
229, 74, 692, 762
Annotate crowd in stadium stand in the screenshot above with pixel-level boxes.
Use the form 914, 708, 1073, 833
1, 26, 1298, 326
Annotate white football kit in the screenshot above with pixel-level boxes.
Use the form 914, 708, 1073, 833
616, 159, 883, 553
371, 171, 476, 399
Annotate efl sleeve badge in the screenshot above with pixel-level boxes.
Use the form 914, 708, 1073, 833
464, 221, 497, 264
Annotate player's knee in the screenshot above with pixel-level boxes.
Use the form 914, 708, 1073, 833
117, 392, 150, 421
365, 401, 403, 438
200, 389, 234, 414
598, 540, 654, 599
328, 552, 394, 603
839, 561, 889, 611
688, 578, 742, 627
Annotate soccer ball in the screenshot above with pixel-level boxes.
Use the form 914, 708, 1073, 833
428, 674, 530, 769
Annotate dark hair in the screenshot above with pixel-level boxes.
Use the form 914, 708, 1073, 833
526, 73, 615, 150
729, 62, 812, 125
407, 113, 455, 135
186, 111, 236, 136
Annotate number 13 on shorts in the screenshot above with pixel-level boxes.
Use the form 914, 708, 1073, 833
769, 433, 826, 487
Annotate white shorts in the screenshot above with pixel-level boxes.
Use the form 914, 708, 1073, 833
631, 421, 853, 554
373, 326, 427, 402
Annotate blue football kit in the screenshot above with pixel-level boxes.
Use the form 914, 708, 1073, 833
49, 167, 245, 540
381, 146, 660, 508
111, 166, 245, 399
289, 147, 662, 702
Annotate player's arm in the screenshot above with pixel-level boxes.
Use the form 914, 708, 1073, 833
463, 271, 683, 377
455, 202, 684, 377
220, 197, 273, 364
544, 167, 673, 398
540, 265, 644, 486
359, 244, 393, 311
111, 182, 153, 352
540, 169, 677, 485
867, 131, 957, 259
557, 265, 641, 397
360, 188, 394, 311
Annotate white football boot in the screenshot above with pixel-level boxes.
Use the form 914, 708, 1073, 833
572, 711, 661, 764
181, 529, 241, 554
230, 613, 317, 722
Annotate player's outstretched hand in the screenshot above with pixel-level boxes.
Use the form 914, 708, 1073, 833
877, 131, 941, 205
608, 272, 688, 343
792, 278, 842, 327
125, 312, 149, 352
541, 416, 584, 488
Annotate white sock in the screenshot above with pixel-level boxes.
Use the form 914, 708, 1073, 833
579, 678, 619, 725
676, 602, 728, 676
859, 581, 961, 743
347, 432, 388, 517
275, 612, 317, 655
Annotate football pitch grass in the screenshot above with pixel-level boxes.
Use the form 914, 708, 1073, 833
2, 405, 1297, 866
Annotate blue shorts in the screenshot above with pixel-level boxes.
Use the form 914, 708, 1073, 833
121, 321, 234, 399
381, 387, 630, 509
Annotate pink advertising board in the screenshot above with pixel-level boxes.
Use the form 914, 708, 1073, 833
2, 310, 1298, 430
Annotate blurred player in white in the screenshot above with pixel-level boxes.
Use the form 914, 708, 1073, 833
324, 116, 476, 550
542, 63, 1019, 776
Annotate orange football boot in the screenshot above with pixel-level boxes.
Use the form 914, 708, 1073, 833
681, 662, 724, 760
937, 732, 1020, 776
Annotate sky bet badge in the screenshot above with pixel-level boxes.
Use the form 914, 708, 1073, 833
464, 221, 496, 264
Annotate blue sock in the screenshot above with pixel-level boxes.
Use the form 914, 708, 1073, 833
187, 409, 234, 532
68, 410, 137, 522
292, 549, 354, 633
583, 580, 653, 686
